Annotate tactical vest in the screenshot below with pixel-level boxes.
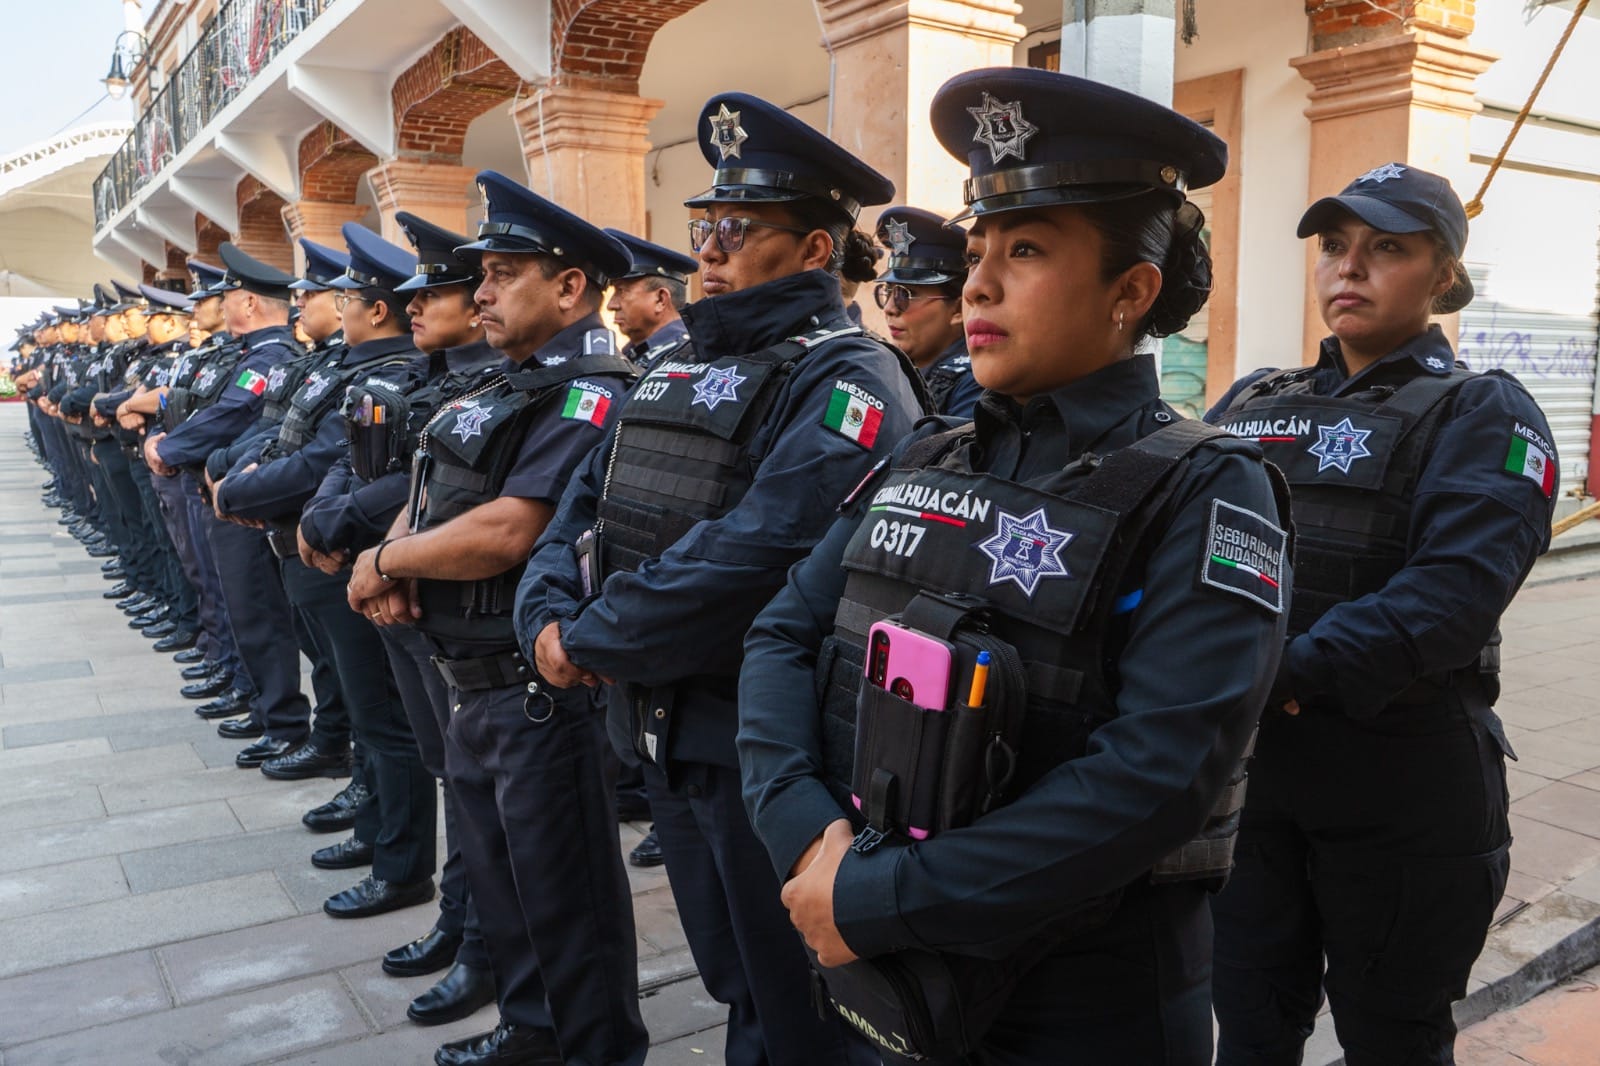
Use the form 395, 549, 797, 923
165, 340, 245, 429
819, 419, 1280, 886
260, 348, 328, 423
596, 326, 861, 575
1215, 364, 1475, 639
410, 346, 637, 645
344, 361, 500, 482
265, 349, 405, 459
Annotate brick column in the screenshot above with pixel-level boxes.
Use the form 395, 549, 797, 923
281, 201, 371, 273
233, 179, 294, 272
1291, 0, 1492, 352
510, 86, 663, 234
365, 159, 480, 242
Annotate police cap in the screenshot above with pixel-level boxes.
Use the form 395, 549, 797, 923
458, 170, 629, 287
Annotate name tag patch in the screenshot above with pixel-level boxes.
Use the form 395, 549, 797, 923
1201, 500, 1286, 614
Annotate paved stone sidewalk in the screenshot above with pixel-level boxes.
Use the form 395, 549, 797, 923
0, 405, 728, 1064
1456, 962, 1600, 1065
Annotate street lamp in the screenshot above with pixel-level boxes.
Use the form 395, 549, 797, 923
102, 31, 148, 101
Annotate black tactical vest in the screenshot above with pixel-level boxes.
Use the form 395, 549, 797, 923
344, 361, 500, 482
260, 348, 327, 423
165, 340, 245, 429
1215, 364, 1476, 639
596, 326, 859, 575
819, 419, 1280, 885
410, 347, 637, 645
265, 349, 407, 459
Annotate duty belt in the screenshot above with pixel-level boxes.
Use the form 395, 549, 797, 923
432, 649, 534, 692
265, 527, 297, 560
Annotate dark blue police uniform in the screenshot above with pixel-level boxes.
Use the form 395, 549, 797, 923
602, 227, 697, 373
874, 205, 980, 418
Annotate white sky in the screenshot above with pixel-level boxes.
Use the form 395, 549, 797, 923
0, 0, 140, 156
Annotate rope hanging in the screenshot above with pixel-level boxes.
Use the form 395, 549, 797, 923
1464, 0, 1591, 220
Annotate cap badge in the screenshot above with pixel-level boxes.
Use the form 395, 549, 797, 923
967, 93, 1038, 165
883, 219, 915, 258
708, 104, 749, 162
1356, 163, 1407, 185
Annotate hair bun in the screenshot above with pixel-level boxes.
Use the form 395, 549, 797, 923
840, 229, 882, 284
1145, 202, 1211, 338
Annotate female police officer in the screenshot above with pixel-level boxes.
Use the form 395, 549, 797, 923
874, 206, 981, 417
736, 67, 1288, 1064
1207, 165, 1556, 1064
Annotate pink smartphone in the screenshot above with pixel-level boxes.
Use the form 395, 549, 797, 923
865, 621, 955, 712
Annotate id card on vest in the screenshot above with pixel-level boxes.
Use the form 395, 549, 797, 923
1216, 397, 1402, 491
840, 466, 1119, 635
623, 355, 786, 442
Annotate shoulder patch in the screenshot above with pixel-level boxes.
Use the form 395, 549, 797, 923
235, 369, 267, 396
823, 380, 885, 449
560, 380, 614, 426
1503, 420, 1556, 498
1200, 499, 1286, 614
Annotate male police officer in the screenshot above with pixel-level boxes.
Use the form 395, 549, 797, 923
602, 229, 693, 371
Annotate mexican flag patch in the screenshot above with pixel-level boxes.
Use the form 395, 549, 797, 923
823, 380, 884, 449
1504, 422, 1556, 497
235, 369, 267, 396
561, 382, 612, 427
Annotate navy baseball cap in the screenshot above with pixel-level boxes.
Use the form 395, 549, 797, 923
458, 170, 629, 287
1297, 162, 1474, 313
932, 67, 1226, 220
289, 238, 351, 292
684, 92, 895, 224
395, 212, 479, 292
875, 206, 967, 286
604, 228, 698, 285
328, 223, 417, 292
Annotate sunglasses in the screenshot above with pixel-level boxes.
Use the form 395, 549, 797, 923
332, 293, 371, 312
872, 283, 951, 314
687, 216, 812, 254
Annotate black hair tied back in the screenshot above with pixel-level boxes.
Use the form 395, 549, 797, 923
1145, 200, 1211, 339
840, 229, 884, 285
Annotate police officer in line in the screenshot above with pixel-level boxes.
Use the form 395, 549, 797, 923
216, 223, 435, 918
520, 92, 924, 1066
345, 172, 646, 1066
602, 228, 693, 371
873, 205, 982, 418
1207, 166, 1555, 1065
737, 68, 1287, 1065
299, 209, 498, 1025
145, 244, 306, 765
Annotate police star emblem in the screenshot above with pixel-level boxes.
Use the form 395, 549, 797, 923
708, 104, 749, 162
1357, 162, 1407, 184
302, 375, 331, 402
450, 401, 494, 442
692, 364, 747, 411
977, 506, 1074, 597
967, 92, 1038, 165
883, 219, 915, 258
1306, 416, 1374, 474
1425, 356, 1448, 370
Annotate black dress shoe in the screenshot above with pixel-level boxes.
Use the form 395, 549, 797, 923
86, 543, 117, 558
142, 619, 178, 638
103, 582, 133, 599
303, 782, 370, 834
324, 875, 434, 920
235, 736, 298, 768
129, 606, 169, 628
118, 594, 153, 614
311, 836, 375, 870
628, 826, 665, 868
181, 674, 230, 699
181, 659, 220, 680
194, 688, 249, 718
261, 742, 351, 781
173, 647, 206, 665
382, 925, 463, 977
153, 629, 198, 653
216, 716, 264, 739
408, 962, 496, 1027
101, 567, 128, 581
100, 558, 124, 573
434, 1023, 562, 1066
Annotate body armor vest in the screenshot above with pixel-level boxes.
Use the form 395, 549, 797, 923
410, 346, 637, 645
165, 339, 244, 430
1215, 364, 1474, 639
596, 327, 858, 575
265, 348, 402, 459
819, 419, 1275, 885
260, 348, 326, 423
344, 361, 500, 482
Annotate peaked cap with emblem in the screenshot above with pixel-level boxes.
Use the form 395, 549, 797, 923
1297, 162, 1474, 314
212, 243, 298, 300
875, 206, 967, 286
186, 260, 226, 300
138, 283, 193, 316
684, 92, 894, 224
932, 67, 1226, 220
328, 223, 417, 292
110, 278, 146, 312
603, 228, 697, 286
458, 170, 629, 287
90, 283, 118, 316
395, 212, 479, 292
289, 239, 351, 292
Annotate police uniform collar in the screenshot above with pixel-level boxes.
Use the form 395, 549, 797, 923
642, 319, 688, 352
934, 337, 970, 370
679, 269, 846, 362
345, 334, 418, 363
978, 352, 1159, 455
441, 338, 502, 375
239, 324, 297, 350
1320, 324, 1455, 391
528, 311, 611, 368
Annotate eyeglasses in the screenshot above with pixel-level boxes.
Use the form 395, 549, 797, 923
332, 293, 370, 312
687, 216, 812, 254
872, 283, 952, 314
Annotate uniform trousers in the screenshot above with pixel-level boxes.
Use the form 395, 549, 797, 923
379, 624, 486, 966
157, 474, 236, 672
1212, 692, 1511, 1066
205, 516, 307, 738
132, 457, 198, 633
91, 441, 158, 594
643, 758, 878, 1066
443, 670, 646, 1066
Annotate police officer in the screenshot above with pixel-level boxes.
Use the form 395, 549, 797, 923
602, 228, 693, 370
302, 209, 498, 1024
1207, 164, 1554, 1065
874, 206, 981, 418
519, 92, 924, 1066
345, 172, 645, 1066
736, 68, 1287, 1065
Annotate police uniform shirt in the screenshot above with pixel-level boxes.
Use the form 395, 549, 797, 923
519, 269, 924, 767
1208, 324, 1555, 720
216, 338, 350, 478
926, 338, 982, 419
738, 352, 1288, 957
216, 334, 419, 522
627, 319, 688, 372
156, 325, 297, 468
